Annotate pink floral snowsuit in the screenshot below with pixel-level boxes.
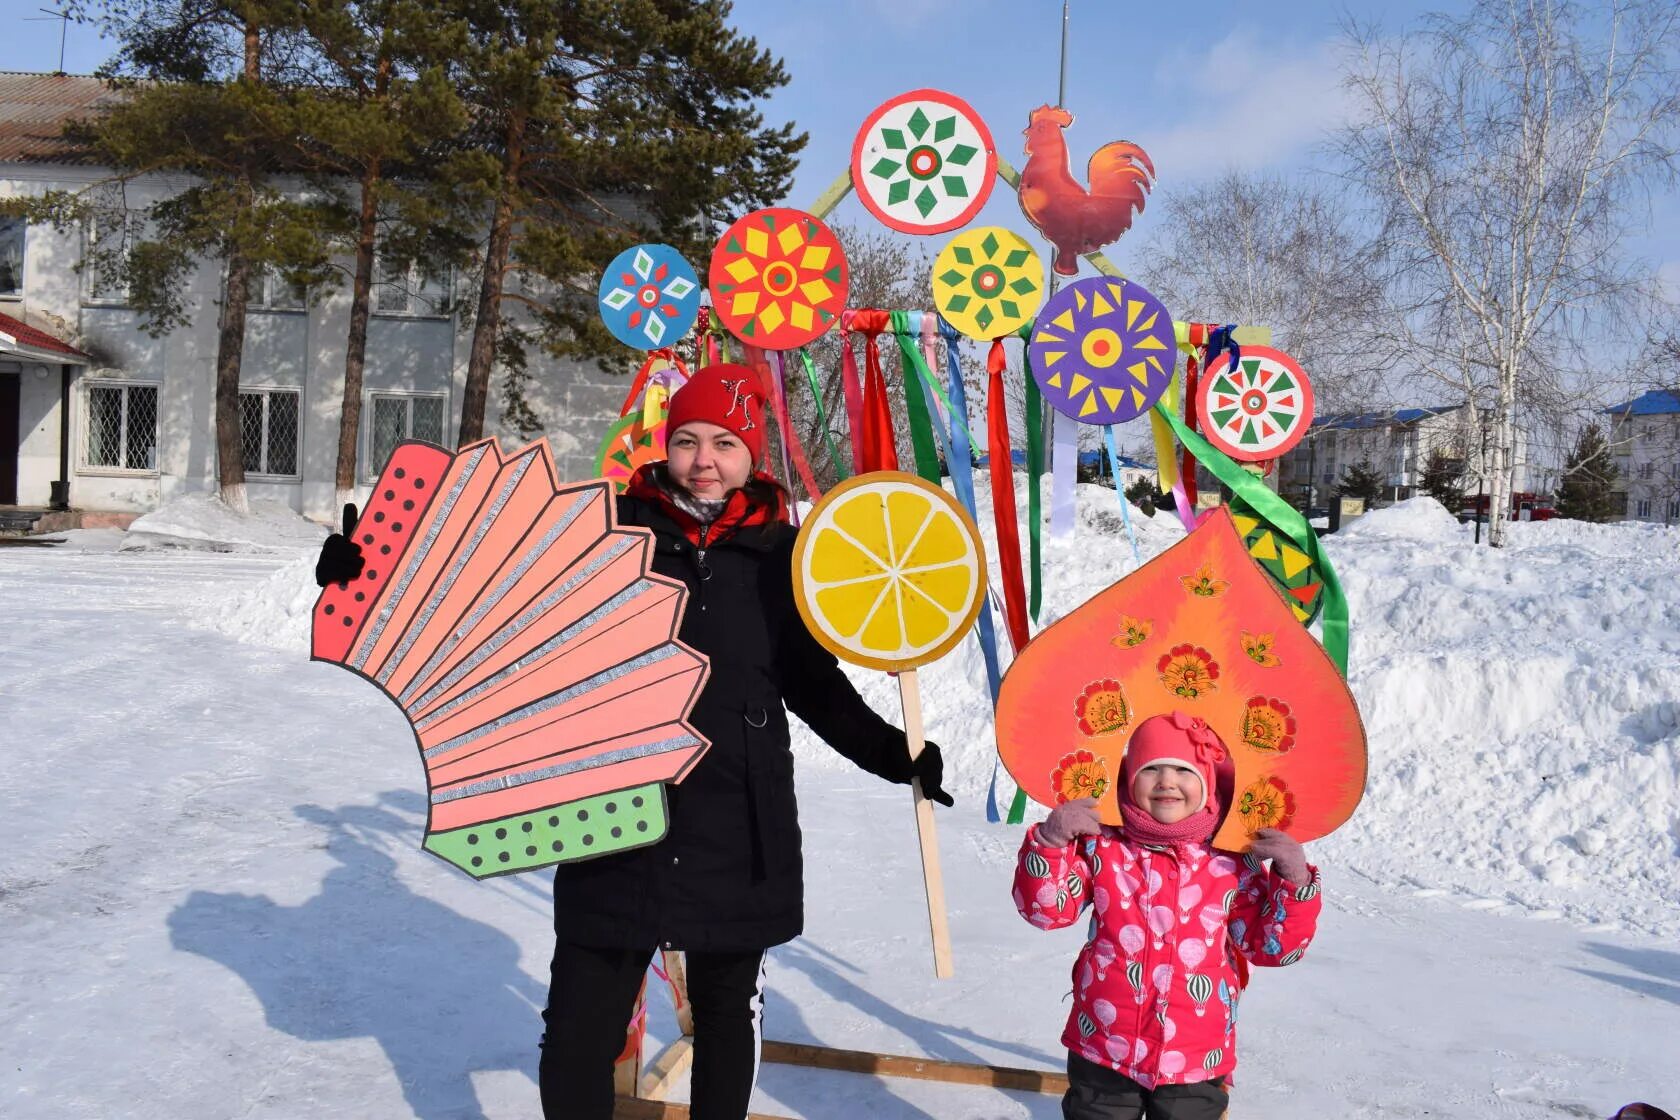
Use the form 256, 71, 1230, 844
1013, 823, 1322, 1088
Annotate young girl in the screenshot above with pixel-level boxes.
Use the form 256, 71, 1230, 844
1014, 710, 1321, 1120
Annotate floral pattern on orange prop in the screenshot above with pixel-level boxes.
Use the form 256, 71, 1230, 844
708, 208, 849, 350
994, 506, 1366, 851
1112, 615, 1152, 648
1240, 630, 1280, 668
1075, 678, 1131, 736
1051, 749, 1111, 804
1237, 777, 1297, 833
1180, 564, 1228, 598
1158, 644, 1219, 700
1242, 697, 1297, 754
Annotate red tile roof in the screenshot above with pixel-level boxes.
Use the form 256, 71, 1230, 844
0, 72, 124, 165
0, 310, 90, 359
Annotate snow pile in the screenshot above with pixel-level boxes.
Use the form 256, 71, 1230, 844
123, 493, 328, 553
1319, 502, 1680, 935
1336, 494, 1467, 543
195, 551, 321, 652
179, 479, 1680, 936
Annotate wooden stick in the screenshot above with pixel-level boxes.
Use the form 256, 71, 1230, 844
806, 167, 854, 221
761, 1040, 1069, 1095
898, 668, 953, 979
637, 1037, 695, 1101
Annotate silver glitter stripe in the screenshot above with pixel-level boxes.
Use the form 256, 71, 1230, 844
421, 645, 684, 760
351, 444, 489, 671
431, 733, 701, 804
397, 490, 596, 707
412, 579, 655, 733
376, 454, 535, 687
405, 535, 638, 716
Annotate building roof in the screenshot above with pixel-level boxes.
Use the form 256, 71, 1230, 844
0, 72, 122, 165
1311, 405, 1461, 431
0, 310, 91, 363
1603, 390, 1680, 417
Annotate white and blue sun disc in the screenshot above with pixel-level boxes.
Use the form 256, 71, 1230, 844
598, 244, 701, 350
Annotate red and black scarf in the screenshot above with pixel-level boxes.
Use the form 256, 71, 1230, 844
625, 464, 790, 547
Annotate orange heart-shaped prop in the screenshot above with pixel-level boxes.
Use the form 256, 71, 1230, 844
996, 506, 1366, 850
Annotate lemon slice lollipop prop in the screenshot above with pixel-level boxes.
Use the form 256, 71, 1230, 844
793, 471, 986, 978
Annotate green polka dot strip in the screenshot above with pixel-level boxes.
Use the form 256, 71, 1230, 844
424, 782, 668, 878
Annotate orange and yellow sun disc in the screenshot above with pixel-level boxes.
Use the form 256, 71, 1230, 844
709, 208, 849, 350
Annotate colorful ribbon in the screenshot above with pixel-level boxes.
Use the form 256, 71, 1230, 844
838, 309, 868, 470
1018, 323, 1046, 622
850, 309, 898, 473
1152, 400, 1349, 675
796, 348, 849, 482
768, 349, 822, 506
889, 310, 943, 482
1103, 425, 1142, 567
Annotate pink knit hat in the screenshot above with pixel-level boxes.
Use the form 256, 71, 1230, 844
1121, 711, 1235, 821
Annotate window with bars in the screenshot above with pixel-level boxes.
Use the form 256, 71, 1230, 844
246, 266, 307, 312
84, 209, 139, 305
0, 217, 22, 297
1636, 499, 1652, 519
239, 389, 301, 477
374, 257, 451, 317
1639, 461, 1655, 480
83, 382, 159, 472
367, 392, 447, 478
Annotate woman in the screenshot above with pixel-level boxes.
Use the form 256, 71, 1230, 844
315, 363, 949, 1119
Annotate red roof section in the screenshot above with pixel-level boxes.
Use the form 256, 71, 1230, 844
0, 72, 124, 165
0, 310, 90, 359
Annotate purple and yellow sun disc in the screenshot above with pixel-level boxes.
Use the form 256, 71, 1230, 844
1028, 276, 1175, 424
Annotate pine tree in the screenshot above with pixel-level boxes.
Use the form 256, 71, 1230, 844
1419, 447, 1467, 512
1338, 459, 1385, 505
445, 0, 804, 444
293, 0, 473, 503
19, 0, 341, 512
1555, 423, 1621, 522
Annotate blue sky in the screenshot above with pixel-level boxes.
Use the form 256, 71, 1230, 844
4, 0, 1676, 289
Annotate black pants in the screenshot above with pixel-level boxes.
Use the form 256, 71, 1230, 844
1063, 1053, 1229, 1120
539, 943, 766, 1120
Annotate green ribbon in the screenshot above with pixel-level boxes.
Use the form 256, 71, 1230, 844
1019, 323, 1045, 624
1150, 401, 1350, 676
796, 348, 849, 482
890, 310, 944, 483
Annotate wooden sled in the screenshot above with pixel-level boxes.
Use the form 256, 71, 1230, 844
611, 952, 1068, 1119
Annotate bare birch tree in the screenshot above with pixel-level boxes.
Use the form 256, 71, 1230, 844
1337, 0, 1680, 545
1135, 171, 1393, 415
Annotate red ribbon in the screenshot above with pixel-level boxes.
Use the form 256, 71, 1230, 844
838, 309, 868, 469
986, 337, 1030, 653
1182, 322, 1209, 510
851, 308, 898, 473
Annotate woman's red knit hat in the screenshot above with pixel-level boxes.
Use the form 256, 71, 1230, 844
666, 363, 768, 463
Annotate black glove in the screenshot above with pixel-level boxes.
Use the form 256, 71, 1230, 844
314, 503, 366, 588
911, 740, 954, 808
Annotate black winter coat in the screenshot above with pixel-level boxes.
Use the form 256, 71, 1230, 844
549, 486, 916, 953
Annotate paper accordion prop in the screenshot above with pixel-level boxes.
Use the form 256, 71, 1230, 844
311, 438, 710, 878
995, 507, 1366, 851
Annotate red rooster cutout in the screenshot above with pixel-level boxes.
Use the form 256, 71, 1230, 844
1018, 105, 1155, 276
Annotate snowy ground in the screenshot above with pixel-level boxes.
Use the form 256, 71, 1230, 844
2, 490, 1678, 1120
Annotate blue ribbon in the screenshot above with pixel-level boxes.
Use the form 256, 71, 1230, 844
933, 315, 1010, 823
1205, 323, 1241, 376
1103, 425, 1143, 568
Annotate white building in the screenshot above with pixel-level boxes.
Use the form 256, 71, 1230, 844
0, 71, 629, 527
1605, 390, 1680, 524
1276, 403, 1533, 508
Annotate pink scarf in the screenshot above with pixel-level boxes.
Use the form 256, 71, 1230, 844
1118, 800, 1218, 847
